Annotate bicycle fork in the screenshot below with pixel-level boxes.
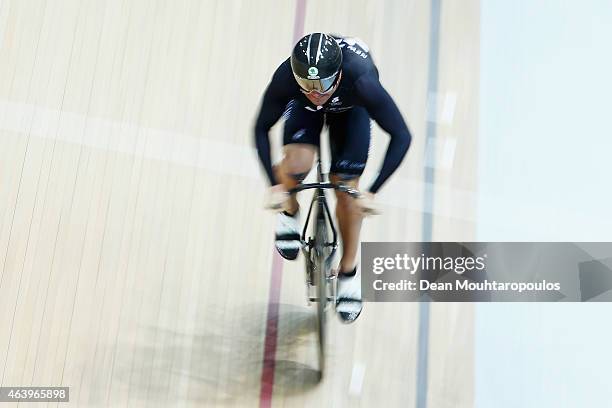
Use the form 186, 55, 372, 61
301, 188, 338, 306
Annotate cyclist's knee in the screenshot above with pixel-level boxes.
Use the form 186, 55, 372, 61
330, 160, 366, 198
288, 171, 308, 183
331, 173, 359, 186
282, 144, 315, 182
331, 174, 360, 205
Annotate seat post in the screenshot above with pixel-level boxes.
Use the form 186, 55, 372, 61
316, 147, 324, 182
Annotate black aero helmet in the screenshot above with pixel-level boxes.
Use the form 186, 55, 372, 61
291, 33, 342, 93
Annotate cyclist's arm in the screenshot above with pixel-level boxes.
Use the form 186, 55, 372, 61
254, 68, 292, 186
355, 73, 412, 193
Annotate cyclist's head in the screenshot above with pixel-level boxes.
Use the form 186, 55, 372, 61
291, 33, 342, 95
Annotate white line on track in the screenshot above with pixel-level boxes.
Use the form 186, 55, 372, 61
0, 99, 479, 221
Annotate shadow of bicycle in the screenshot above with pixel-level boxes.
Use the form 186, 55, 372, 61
107, 302, 323, 405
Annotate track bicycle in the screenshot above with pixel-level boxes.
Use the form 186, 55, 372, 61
287, 156, 361, 377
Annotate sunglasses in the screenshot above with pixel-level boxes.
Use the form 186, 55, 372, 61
294, 71, 342, 96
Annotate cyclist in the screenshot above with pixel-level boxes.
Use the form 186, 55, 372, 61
254, 33, 412, 323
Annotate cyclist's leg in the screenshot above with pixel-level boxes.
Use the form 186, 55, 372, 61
278, 100, 324, 214
327, 107, 371, 273
329, 174, 362, 272
275, 146, 315, 214
274, 102, 324, 260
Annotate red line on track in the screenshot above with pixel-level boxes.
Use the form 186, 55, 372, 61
259, 251, 284, 408
259, 2, 306, 407
292, 0, 307, 45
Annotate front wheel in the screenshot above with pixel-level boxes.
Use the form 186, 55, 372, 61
314, 216, 329, 377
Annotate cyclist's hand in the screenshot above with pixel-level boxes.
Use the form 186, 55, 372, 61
356, 191, 380, 216
264, 184, 291, 212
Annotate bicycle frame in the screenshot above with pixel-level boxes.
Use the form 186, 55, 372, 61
301, 159, 338, 258
287, 155, 361, 376
291, 161, 361, 257
288, 158, 361, 301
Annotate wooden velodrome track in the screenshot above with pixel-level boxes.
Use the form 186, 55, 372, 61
0, 0, 478, 407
